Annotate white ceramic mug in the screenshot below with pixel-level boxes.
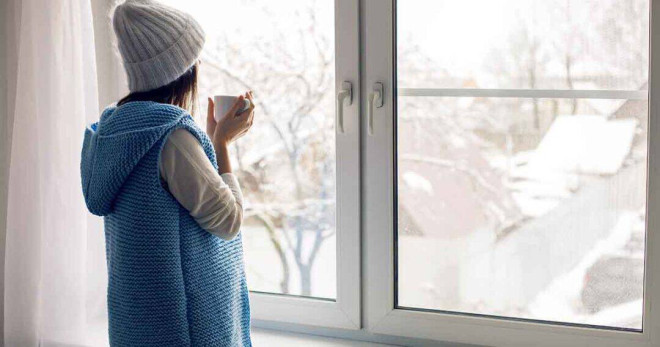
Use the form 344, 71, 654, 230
213, 95, 251, 121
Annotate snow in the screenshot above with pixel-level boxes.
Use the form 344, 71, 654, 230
585, 299, 643, 327
527, 115, 637, 175
528, 212, 640, 326
402, 171, 433, 194
510, 193, 560, 218
509, 115, 638, 217
586, 99, 628, 117
448, 133, 468, 149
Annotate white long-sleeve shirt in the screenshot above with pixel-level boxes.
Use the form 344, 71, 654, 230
159, 129, 243, 240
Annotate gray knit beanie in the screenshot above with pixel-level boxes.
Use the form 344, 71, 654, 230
112, 0, 205, 92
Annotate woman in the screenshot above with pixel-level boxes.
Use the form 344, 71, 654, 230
80, 0, 253, 345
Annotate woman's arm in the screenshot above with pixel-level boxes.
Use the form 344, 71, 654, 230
159, 91, 255, 239
160, 129, 243, 240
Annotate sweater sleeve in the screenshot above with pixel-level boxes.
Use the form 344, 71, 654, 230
159, 128, 244, 240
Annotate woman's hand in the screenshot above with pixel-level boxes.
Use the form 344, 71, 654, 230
206, 91, 256, 149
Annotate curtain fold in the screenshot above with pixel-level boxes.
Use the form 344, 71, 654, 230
4, 0, 106, 346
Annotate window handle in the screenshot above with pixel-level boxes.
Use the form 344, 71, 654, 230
336, 81, 353, 133
368, 82, 384, 136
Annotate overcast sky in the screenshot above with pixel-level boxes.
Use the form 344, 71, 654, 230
161, 0, 647, 90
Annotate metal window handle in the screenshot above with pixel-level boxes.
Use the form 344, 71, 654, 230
336, 81, 353, 133
368, 82, 384, 135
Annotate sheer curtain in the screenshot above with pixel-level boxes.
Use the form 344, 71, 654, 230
4, 0, 108, 345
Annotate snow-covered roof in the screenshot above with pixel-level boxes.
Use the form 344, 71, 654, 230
527, 115, 637, 175
508, 115, 638, 217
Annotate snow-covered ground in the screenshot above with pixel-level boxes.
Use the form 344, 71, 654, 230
396, 113, 646, 329
529, 211, 644, 329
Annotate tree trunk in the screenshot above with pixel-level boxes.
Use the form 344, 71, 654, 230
300, 264, 312, 296
254, 214, 290, 294
532, 99, 540, 131
565, 55, 578, 115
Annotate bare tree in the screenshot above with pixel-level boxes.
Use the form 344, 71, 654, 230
199, 1, 335, 296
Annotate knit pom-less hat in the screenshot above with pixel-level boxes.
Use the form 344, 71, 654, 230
112, 0, 205, 92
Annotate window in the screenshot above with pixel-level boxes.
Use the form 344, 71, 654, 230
160, 0, 360, 328
396, 0, 648, 330
364, 0, 659, 346
127, 0, 660, 345
160, 0, 338, 299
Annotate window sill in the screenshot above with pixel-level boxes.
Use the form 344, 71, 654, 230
45, 320, 392, 347
251, 327, 393, 347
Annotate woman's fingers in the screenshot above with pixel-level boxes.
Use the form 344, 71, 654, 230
246, 109, 255, 127
227, 95, 245, 118
206, 97, 216, 134
245, 91, 255, 106
207, 97, 215, 120
228, 91, 255, 141
236, 92, 254, 116
242, 91, 256, 125
247, 104, 255, 126
236, 106, 254, 120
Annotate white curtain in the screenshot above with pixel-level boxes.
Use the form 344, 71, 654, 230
4, 0, 108, 346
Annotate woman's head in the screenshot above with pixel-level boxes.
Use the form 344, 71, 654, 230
117, 61, 199, 114
112, 0, 205, 106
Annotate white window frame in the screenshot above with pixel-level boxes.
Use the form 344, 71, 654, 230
93, 0, 660, 344
362, 0, 660, 346
248, 0, 362, 330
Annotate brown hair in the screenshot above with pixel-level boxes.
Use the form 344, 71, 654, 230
117, 61, 199, 114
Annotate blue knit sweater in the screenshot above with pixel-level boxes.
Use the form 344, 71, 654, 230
81, 102, 251, 346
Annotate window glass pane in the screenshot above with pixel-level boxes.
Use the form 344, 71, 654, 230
162, 0, 336, 299
396, 0, 648, 330
397, 0, 648, 90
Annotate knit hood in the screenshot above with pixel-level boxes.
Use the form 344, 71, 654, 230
81, 101, 188, 216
